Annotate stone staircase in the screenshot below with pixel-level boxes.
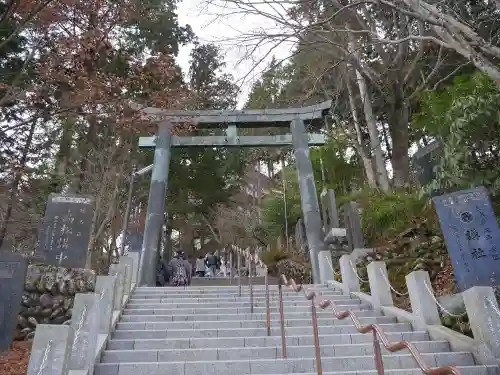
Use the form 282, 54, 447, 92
93, 284, 498, 375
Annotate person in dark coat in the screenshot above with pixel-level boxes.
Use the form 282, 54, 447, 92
205, 252, 218, 277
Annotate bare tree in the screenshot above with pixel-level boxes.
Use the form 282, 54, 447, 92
204, 0, 499, 188
213, 203, 261, 248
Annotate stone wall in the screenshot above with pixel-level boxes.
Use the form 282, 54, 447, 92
15, 265, 96, 341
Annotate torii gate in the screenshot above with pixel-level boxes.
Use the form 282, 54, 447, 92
136, 101, 333, 286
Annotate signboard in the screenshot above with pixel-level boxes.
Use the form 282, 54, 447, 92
433, 186, 500, 291
0, 251, 28, 351
411, 141, 442, 188
36, 194, 94, 268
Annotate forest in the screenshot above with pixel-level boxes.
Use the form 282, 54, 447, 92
0, 0, 499, 289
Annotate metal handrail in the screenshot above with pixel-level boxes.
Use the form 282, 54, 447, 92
232, 246, 271, 335
280, 274, 462, 375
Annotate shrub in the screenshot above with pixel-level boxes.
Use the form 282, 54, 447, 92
262, 249, 290, 275
359, 190, 427, 244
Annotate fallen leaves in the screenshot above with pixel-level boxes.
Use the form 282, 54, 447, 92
0, 341, 32, 375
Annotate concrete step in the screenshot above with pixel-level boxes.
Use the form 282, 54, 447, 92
115, 317, 395, 331
107, 331, 431, 350
94, 352, 476, 375
119, 310, 381, 322
121, 304, 371, 316
191, 277, 278, 286
125, 301, 356, 309
124, 299, 362, 309
111, 323, 413, 339
133, 286, 334, 292
195, 368, 498, 375
128, 294, 343, 302
131, 288, 331, 297
101, 341, 451, 363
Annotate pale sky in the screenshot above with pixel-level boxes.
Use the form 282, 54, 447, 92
176, 0, 295, 108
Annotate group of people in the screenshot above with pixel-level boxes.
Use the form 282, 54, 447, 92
157, 251, 229, 287
195, 252, 225, 277
157, 251, 192, 286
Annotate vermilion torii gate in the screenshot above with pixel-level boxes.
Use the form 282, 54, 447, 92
136, 101, 333, 286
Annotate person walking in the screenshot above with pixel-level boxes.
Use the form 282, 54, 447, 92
195, 255, 205, 277
168, 251, 192, 286
205, 252, 218, 277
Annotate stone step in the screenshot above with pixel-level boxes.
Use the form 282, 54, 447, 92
101, 341, 451, 363
127, 297, 360, 309
121, 304, 371, 316
135, 284, 328, 291
128, 293, 343, 301
216, 368, 497, 375
94, 352, 475, 375
115, 316, 395, 331
111, 323, 413, 339
131, 289, 332, 296
124, 299, 361, 309
119, 310, 381, 322
107, 331, 431, 350
131, 290, 330, 297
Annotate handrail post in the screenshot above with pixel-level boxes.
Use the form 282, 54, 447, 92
311, 297, 323, 375
373, 330, 385, 375
265, 268, 271, 336
229, 251, 233, 285
278, 280, 287, 358
249, 256, 254, 313
237, 252, 241, 297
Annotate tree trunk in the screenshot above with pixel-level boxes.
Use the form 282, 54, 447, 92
344, 73, 378, 189
0, 119, 37, 247
54, 117, 74, 191
347, 32, 391, 192
75, 116, 97, 193
353, 66, 391, 192
389, 89, 410, 188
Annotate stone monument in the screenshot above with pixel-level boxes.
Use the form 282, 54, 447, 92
0, 251, 28, 351
433, 186, 500, 291
36, 194, 94, 268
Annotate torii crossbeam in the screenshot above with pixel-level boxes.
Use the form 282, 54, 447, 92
137, 101, 333, 286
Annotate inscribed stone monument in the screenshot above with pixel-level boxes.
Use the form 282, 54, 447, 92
0, 251, 28, 351
36, 194, 94, 268
69, 294, 100, 375
433, 186, 500, 291
343, 201, 365, 252
411, 140, 442, 187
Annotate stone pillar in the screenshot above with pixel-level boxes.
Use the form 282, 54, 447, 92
139, 122, 172, 286
120, 256, 134, 295
27, 325, 74, 375
320, 190, 329, 232
406, 271, 441, 329
343, 201, 365, 252
326, 189, 340, 228
109, 264, 125, 310
463, 286, 500, 358
69, 293, 100, 375
367, 261, 393, 310
321, 188, 340, 232
94, 275, 116, 334
291, 118, 331, 284
127, 252, 140, 285
339, 254, 360, 295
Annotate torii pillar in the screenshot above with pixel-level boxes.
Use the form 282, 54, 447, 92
138, 122, 172, 286
291, 118, 332, 284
